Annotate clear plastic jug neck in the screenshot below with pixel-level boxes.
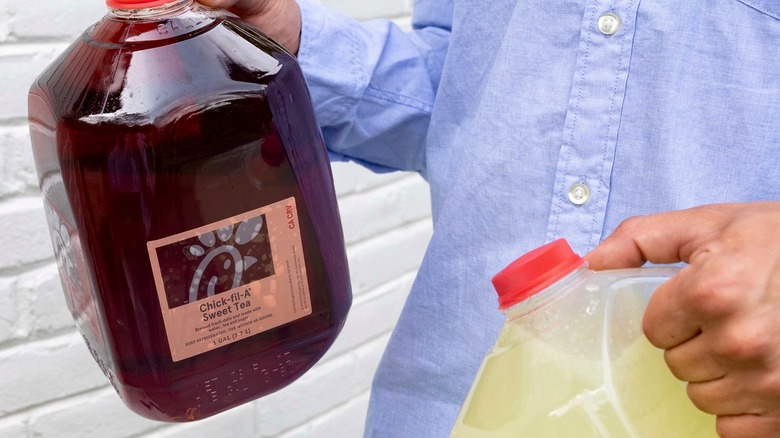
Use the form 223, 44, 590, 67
108, 0, 193, 19
502, 264, 591, 320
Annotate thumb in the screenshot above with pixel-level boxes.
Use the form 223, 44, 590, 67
198, 0, 276, 16
198, 0, 241, 7
196, 0, 301, 54
584, 206, 728, 271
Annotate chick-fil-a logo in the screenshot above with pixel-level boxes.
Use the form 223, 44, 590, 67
153, 215, 275, 309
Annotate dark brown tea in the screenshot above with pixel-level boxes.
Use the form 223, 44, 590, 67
28, 0, 351, 422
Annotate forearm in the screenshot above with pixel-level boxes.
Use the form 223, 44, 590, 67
296, 0, 452, 174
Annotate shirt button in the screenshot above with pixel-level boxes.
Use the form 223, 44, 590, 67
598, 13, 621, 35
568, 183, 590, 205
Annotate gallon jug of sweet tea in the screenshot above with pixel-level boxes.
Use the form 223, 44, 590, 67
28, 0, 351, 422
451, 239, 716, 437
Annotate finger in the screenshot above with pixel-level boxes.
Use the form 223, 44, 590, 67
643, 270, 702, 349
664, 333, 726, 383
584, 211, 696, 269
198, 0, 240, 7
584, 206, 727, 271
223, 0, 275, 16
196, 0, 301, 54
687, 379, 744, 416
716, 413, 780, 438
198, 0, 276, 16
687, 371, 780, 416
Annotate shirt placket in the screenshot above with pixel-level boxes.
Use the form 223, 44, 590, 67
545, 0, 640, 254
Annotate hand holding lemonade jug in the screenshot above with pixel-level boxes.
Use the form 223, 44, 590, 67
451, 239, 716, 437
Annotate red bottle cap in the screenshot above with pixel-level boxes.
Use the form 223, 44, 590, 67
106, 0, 177, 9
492, 239, 584, 309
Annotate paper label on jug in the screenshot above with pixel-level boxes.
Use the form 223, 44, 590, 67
147, 197, 312, 362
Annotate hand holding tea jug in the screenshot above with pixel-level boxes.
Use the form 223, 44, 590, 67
198, 0, 301, 53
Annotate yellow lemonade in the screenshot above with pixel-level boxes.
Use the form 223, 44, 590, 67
451, 322, 716, 437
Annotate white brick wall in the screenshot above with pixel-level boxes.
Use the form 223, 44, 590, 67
0, 1, 429, 437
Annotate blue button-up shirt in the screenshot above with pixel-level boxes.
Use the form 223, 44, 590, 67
296, 0, 780, 435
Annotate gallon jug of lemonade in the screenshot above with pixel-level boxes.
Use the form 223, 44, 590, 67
451, 239, 716, 437
27, 0, 351, 422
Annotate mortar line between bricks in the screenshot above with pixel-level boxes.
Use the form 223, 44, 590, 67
0, 325, 78, 351
352, 269, 417, 306
217, 336, 392, 437
0, 258, 54, 278
277, 389, 372, 438
0, 38, 76, 48
271, 339, 387, 438
337, 172, 423, 200
0, 384, 114, 423
0, 117, 29, 127
0, 191, 44, 205
125, 427, 177, 438
345, 215, 433, 249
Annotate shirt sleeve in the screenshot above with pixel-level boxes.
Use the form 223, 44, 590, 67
295, 0, 452, 175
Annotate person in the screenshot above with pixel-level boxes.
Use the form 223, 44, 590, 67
199, 0, 780, 436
